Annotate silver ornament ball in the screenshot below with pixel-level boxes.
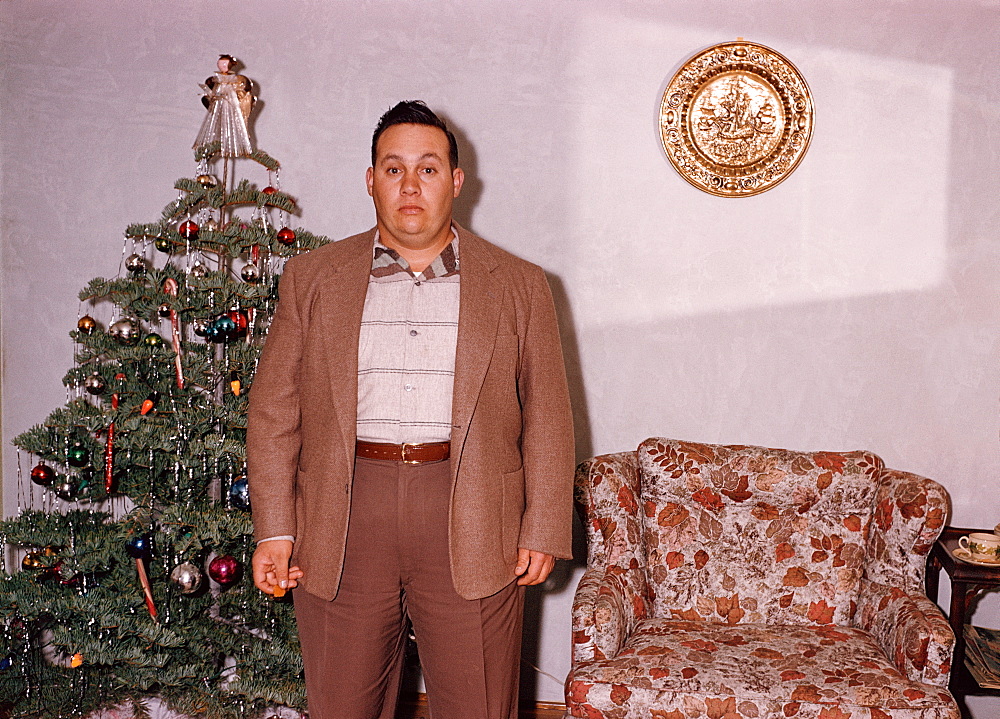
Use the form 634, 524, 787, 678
84, 373, 106, 395
55, 481, 79, 501
189, 262, 208, 278
170, 562, 203, 594
240, 263, 261, 283
125, 254, 147, 274
191, 318, 210, 337
109, 319, 140, 345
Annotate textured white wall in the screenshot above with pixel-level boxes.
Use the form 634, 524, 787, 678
2, 0, 998, 712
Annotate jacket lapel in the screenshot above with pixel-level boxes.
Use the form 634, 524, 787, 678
315, 229, 376, 469
450, 226, 502, 475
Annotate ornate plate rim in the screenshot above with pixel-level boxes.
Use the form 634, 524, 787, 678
659, 40, 815, 198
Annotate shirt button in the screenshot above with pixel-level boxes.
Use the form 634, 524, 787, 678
410, 329, 418, 337
404, 384, 413, 391
414, 280, 422, 286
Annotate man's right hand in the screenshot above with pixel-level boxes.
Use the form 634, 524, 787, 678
252, 540, 303, 595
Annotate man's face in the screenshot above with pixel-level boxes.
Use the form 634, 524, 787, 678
366, 123, 464, 251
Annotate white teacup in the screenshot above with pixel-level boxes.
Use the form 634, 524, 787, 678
959, 532, 1000, 561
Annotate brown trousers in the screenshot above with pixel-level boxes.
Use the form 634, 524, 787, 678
294, 456, 524, 719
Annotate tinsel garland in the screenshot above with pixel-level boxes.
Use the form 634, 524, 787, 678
1, 68, 325, 717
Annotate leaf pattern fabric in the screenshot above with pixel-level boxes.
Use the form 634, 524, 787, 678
567, 439, 958, 719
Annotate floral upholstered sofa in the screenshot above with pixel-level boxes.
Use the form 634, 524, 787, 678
566, 438, 959, 719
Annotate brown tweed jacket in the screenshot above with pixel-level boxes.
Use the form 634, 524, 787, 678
247, 224, 575, 601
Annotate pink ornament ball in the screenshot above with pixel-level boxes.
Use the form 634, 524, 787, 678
208, 554, 241, 586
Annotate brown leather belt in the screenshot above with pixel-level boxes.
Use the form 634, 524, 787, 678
355, 440, 451, 464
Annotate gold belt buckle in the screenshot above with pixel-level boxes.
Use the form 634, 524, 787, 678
401, 443, 421, 464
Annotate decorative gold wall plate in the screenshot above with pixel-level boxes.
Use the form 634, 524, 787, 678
659, 41, 814, 197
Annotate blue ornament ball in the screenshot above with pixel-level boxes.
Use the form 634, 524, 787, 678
125, 534, 152, 559
204, 322, 221, 342
211, 315, 237, 343
229, 476, 250, 510
0, 656, 11, 671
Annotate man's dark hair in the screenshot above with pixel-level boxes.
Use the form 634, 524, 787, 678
371, 100, 459, 170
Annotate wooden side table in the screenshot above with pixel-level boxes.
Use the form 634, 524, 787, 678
925, 525, 1000, 700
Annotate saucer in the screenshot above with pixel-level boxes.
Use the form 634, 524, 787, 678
952, 547, 1000, 567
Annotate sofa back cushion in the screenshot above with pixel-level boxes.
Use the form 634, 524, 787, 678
638, 438, 884, 626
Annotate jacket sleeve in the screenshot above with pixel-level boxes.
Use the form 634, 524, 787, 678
247, 260, 304, 542
516, 265, 575, 559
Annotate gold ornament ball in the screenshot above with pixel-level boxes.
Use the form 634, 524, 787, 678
196, 174, 219, 188
77, 315, 97, 335
203, 218, 219, 232
144, 332, 164, 347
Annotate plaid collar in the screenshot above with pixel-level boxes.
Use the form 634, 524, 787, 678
371, 229, 460, 280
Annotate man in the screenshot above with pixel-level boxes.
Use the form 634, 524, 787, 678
247, 101, 574, 719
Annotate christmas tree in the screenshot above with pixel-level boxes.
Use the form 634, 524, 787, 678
0, 58, 325, 718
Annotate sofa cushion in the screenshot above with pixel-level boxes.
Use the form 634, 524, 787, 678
637, 439, 884, 626
567, 620, 957, 718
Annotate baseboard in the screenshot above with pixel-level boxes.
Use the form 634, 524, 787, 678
0, 695, 564, 719
399, 692, 565, 718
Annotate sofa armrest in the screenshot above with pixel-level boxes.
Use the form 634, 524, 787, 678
572, 561, 650, 663
854, 578, 955, 687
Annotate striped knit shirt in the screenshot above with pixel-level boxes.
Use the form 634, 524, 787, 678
356, 230, 460, 443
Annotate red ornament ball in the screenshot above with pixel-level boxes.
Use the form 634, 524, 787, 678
261, 186, 277, 195
31, 463, 56, 487
225, 310, 249, 333
208, 555, 241, 586
178, 220, 200, 241
276, 228, 296, 246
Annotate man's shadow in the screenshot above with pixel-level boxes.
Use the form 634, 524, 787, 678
520, 273, 591, 705
399, 118, 592, 710
449, 122, 483, 230
452, 120, 593, 707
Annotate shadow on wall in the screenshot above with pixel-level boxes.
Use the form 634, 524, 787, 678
443, 118, 483, 231
391, 114, 593, 706
521, 273, 592, 702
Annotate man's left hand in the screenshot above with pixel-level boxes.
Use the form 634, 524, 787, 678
514, 548, 556, 586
